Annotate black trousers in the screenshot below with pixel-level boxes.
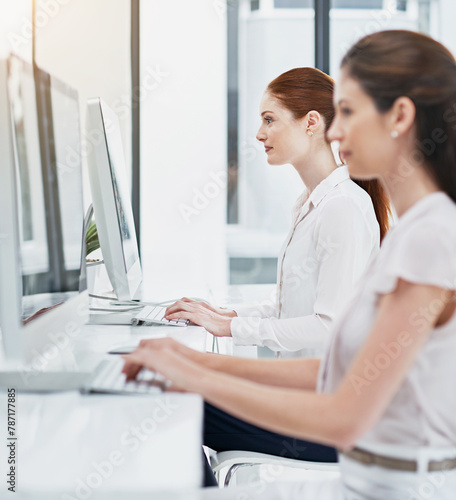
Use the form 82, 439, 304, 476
202, 402, 337, 487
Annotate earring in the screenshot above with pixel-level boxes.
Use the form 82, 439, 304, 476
390, 130, 399, 139
307, 130, 313, 137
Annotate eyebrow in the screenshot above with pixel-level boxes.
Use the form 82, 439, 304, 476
260, 110, 275, 117
336, 98, 351, 106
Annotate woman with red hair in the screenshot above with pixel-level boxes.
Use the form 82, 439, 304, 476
165, 67, 389, 360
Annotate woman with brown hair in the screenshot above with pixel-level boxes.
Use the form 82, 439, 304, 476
165, 67, 390, 360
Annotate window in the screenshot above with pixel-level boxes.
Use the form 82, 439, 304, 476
230, 257, 277, 285
226, 0, 314, 284
329, 0, 433, 78
274, 0, 313, 8
331, 0, 382, 8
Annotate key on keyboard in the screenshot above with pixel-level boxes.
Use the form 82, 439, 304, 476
88, 358, 164, 395
132, 305, 189, 327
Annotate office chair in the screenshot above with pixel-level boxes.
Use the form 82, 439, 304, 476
210, 450, 339, 487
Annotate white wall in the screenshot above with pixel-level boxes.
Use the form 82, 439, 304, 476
33, 0, 131, 210
140, 0, 227, 297
0, 1, 33, 60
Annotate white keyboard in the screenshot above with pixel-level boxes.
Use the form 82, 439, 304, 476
86, 358, 166, 395
132, 305, 189, 327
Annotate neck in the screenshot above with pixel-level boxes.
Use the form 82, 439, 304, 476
293, 143, 338, 193
381, 162, 440, 217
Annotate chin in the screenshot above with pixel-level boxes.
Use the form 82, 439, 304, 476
266, 155, 288, 166
346, 161, 377, 180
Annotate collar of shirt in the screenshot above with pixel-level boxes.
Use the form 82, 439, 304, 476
293, 165, 350, 224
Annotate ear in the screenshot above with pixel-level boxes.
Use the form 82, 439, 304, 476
389, 97, 416, 137
304, 110, 321, 133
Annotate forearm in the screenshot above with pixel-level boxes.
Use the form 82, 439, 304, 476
231, 314, 331, 352
187, 348, 320, 390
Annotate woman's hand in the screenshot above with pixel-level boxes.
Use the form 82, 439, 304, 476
164, 298, 235, 337
165, 297, 237, 318
121, 337, 205, 392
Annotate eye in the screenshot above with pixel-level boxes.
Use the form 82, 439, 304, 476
264, 116, 273, 124
340, 107, 352, 116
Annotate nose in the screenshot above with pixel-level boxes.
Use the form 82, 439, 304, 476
327, 112, 342, 143
256, 124, 266, 142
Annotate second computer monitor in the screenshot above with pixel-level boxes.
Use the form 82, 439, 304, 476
0, 55, 88, 365
86, 98, 142, 301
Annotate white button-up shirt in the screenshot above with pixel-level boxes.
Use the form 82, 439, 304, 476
231, 166, 380, 358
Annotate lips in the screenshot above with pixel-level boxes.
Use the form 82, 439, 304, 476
340, 151, 351, 161
264, 146, 273, 153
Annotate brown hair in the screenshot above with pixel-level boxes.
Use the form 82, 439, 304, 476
341, 30, 456, 204
267, 67, 391, 241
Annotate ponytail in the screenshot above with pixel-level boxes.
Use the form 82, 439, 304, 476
353, 179, 391, 243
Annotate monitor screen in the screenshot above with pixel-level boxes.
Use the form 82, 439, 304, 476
50, 75, 84, 274
0, 55, 88, 365
87, 97, 141, 301
103, 116, 139, 274
7, 54, 85, 320
7, 55, 49, 284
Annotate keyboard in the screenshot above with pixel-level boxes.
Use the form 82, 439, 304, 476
88, 304, 189, 327
131, 305, 189, 327
86, 357, 166, 395
0, 358, 167, 395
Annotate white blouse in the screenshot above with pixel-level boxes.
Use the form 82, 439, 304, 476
319, 192, 456, 447
231, 166, 380, 358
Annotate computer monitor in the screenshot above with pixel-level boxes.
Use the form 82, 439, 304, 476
0, 55, 88, 367
86, 97, 142, 301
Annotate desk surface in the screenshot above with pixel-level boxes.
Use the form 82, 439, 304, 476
0, 284, 278, 495
0, 392, 203, 495
0, 319, 208, 495
72, 322, 208, 372
9, 479, 340, 499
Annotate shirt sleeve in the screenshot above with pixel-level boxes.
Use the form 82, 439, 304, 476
372, 222, 456, 295
231, 196, 379, 352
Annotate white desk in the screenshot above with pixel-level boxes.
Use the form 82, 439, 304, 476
9, 479, 340, 499
72, 322, 208, 372
0, 321, 208, 495
0, 284, 279, 496
0, 392, 203, 495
